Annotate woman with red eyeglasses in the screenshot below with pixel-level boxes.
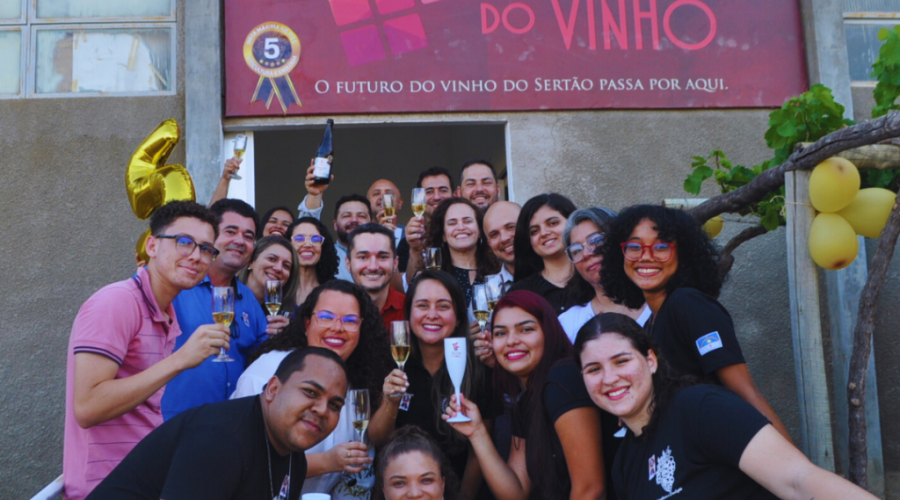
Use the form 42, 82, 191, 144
599, 205, 791, 441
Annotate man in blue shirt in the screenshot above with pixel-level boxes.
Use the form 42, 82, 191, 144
162, 199, 269, 420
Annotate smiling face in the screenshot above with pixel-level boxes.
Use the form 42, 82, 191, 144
304, 290, 362, 361
570, 220, 603, 285
491, 307, 545, 383
460, 163, 499, 211
579, 333, 657, 434
263, 355, 347, 454
529, 205, 566, 259
263, 209, 293, 238
213, 211, 257, 274
442, 202, 479, 253
383, 451, 446, 500
146, 216, 216, 292
483, 201, 520, 267
410, 279, 459, 346
334, 201, 372, 244
348, 232, 396, 294
291, 222, 323, 268
250, 243, 294, 288
421, 174, 453, 217
623, 218, 679, 296
368, 179, 402, 214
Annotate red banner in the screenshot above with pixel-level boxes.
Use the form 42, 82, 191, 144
224, 0, 808, 116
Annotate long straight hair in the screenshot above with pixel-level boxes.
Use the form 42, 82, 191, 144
491, 290, 577, 500
427, 197, 499, 278
513, 193, 578, 282
240, 236, 301, 312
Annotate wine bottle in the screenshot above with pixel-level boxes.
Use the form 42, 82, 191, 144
312, 119, 334, 185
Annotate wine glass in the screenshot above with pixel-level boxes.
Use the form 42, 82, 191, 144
230, 135, 246, 180
411, 188, 426, 218
264, 280, 282, 316
349, 389, 371, 443
444, 337, 471, 422
382, 193, 396, 219
211, 287, 235, 362
485, 274, 503, 311
472, 284, 490, 332
425, 247, 442, 270
390, 321, 410, 372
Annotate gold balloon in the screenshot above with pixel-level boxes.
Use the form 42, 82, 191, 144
703, 216, 724, 239
837, 187, 898, 238
135, 228, 151, 265
809, 213, 858, 270
126, 118, 196, 220
808, 157, 860, 213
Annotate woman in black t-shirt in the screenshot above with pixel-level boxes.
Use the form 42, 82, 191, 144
445, 290, 611, 500
370, 270, 494, 500
599, 204, 790, 440
508, 194, 579, 314
573, 313, 877, 500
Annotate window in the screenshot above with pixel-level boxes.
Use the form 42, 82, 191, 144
0, 0, 174, 98
843, 0, 900, 83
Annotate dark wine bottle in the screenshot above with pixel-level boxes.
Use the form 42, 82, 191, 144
312, 119, 334, 185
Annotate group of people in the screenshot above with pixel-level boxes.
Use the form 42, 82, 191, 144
61, 157, 878, 500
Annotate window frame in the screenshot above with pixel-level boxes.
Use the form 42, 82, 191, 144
844, 11, 900, 85
0, 0, 26, 24
0, 25, 26, 98
28, 0, 175, 25
27, 21, 177, 98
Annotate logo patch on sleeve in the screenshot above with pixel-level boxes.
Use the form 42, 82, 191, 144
695, 331, 723, 356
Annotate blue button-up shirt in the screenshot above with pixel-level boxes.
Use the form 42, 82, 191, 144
161, 276, 268, 420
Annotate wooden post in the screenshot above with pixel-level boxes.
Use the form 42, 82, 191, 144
784, 170, 835, 470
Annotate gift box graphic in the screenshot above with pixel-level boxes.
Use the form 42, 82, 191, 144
330, 0, 440, 66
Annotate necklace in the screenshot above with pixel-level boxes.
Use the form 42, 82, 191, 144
265, 428, 292, 500
542, 266, 574, 288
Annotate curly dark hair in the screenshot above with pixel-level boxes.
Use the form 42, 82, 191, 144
426, 197, 499, 278
249, 280, 393, 403
288, 216, 338, 285
600, 205, 722, 309
512, 193, 577, 282
373, 426, 459, 500
573, 313, 696, 436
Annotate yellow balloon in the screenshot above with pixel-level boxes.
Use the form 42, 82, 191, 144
135, 228, 151, 266
126, 119, 196, 220
837, 187, 898, 238
809, 213, 858, 270
703, 216, 724, 239
808, 157, 860, 213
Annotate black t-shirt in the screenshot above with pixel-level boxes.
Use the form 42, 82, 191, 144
613, 385, 775, 500
88, 397, 307, 500
508, 274, 577, 314
396, 356, 499, 481
511, 359, 620, 500
647, 288, 745, 383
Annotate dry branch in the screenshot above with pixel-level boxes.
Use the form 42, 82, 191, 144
847, 194, 900, 489
717, 225, 769, 281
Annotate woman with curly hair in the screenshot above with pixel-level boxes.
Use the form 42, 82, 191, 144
232, 280, 394, 500
427, 197, 499, 310
288, 216, 338, 306
574, 313, 877, 500
509, 193, 579, 314
374, 426, 459, 500
373, 270, 497, 500
599, 204, 790, 440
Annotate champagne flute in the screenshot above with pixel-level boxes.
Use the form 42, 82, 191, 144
485, 274, 503, 311
390, 321, 410, 372
264, 280, 282, 316
472, 284, 490, 332
411, 188, 426, 218
425, 247, 442, 270
382, 193, 396, 219
444, 337, 471, 422
349, 389, 371, 442
211, 287, 235, 362
230, 135, 246, 180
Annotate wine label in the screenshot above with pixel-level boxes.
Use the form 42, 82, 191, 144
399, 394, 413, 411
312, 157, 331, 178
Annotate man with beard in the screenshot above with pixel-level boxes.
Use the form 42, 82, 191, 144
457, 159, 500, 212
332, 194, 373, 282
346, 223, 405, 330
87, 348, 347, 500
161, 199, 271, 421
482, 201, 520, 284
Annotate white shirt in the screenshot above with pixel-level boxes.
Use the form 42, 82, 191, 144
559, 304, 652, 344
499, 264, 514, 283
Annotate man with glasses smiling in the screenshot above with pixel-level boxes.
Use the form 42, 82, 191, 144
161, 199, 272, 422
64, 201, 232, 500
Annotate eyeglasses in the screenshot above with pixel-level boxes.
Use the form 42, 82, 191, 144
566, 232, 606, 263
313, 310, 362, 332
292, 234, 324, 245
621, 242, 676, 262
156, 234, 219, 261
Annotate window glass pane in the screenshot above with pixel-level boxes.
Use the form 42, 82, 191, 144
36, 0, 171, 19
35, 28, 172, 94
0, 30, 21, 94
844, 0, 900, 12
0, 0, 22, 20
845, 23, 900, 81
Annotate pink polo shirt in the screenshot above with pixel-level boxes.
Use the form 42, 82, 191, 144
63, 267, 181, 500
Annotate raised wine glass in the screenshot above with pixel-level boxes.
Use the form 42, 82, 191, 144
230, 135, 246, 180
264, 280, 282, 316
484, 274, 503, 311
472, 284, 490, 332
342, 388, 371, 487
411, 188, 426, 218
390, 321, 410, 372
444, 337, 471, 422
425, 247, 442, 270
211, 287, 235, 362
382, 193, 396, 219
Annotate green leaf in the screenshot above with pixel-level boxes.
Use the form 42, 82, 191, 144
760, 209, 782, 231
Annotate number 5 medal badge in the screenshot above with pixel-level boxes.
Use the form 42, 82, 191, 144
244, 22, 302, 113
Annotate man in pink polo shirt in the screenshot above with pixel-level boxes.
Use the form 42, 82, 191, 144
63, 201, 232, 500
